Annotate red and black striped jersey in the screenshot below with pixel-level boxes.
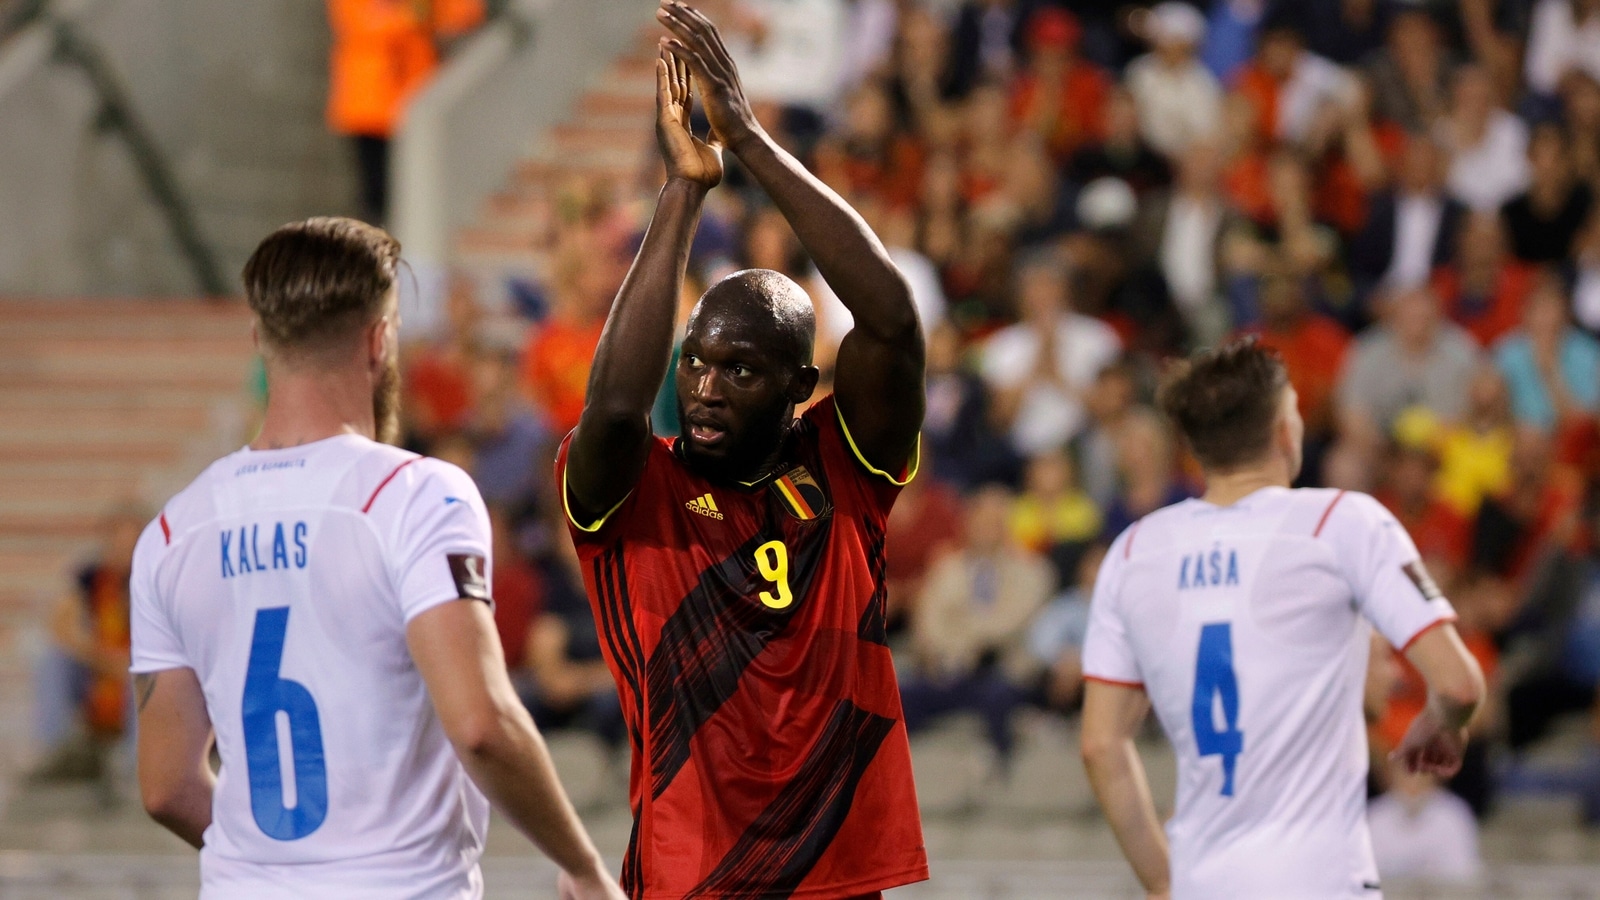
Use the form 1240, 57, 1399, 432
555, 395, 928, 899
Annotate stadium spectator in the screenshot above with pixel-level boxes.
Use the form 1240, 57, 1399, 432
941, 0, 1028, 101
1007, 8, 1110, 163
1440, 65, 1531, 212
489, 507, 541, 683
923, 322, 1019, 489
1149, 140, 1233, 343
27, 505, 142, 782
1008, 448, 1101, 585
1362, 7, 1453, 134
1100, 406, 1190, 540
884, 462, 965, 627
1349, 134, 1465, 300
468, 350, 550, 515
1574, 211, 1600, 334
1074, 360, 1141, 509
524, 522, 624, 753
1244, 265, 1351, 448
402, 276, 481, 454
1375, 435, 1473, 579
1336, 286, 1480, 443
1125, 2, 1221, 160
324, 0, 484, 222
1525, 0, 1600, 97
1432, 212, 1536, 347
981, 252, 1121, 457
1430, 366, 1516, 518
1368, 761, 1484, 883
1232, 13, 1358, 148
902, 486, 1054, 770
1493, 277, 1600, 432
1502, 123, 1595, 264
1066, 87, 1171, 199
520, 231, 618, 435
1027, 542, 1105, 714
722, 0, 847, 148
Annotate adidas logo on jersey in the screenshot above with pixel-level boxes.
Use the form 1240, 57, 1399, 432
686, 493, 723, 520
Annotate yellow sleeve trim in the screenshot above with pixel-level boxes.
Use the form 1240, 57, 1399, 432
834, 402, 920, 486
562, 469, 630, 534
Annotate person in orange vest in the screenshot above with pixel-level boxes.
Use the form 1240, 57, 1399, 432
326, 0, 485, 223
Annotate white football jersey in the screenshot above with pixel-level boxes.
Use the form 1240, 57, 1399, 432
130, 434, 494, 899
1083, 487, 1455, 900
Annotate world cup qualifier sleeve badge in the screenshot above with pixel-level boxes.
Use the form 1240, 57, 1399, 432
770, 465, 831, 521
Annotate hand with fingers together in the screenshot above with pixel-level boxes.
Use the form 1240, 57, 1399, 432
656, 41, 723, 189
656, 0, 761, 152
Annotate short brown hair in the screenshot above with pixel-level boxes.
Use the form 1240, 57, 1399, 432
1157, 338, 1289, 470
242, 217, 400, 358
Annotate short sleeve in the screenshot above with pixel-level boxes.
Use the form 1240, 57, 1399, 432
554, 431, 658, 550
130, 517, 187, 674
1330, 493, 1457, 651
1081, 525, 1144, 687
390, 461, 494, 624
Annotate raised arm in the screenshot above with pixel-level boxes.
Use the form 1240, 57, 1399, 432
565, 46, 722, 524
658, 1, 924, 475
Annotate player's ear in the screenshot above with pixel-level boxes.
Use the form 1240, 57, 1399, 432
788, 366, 820, 404
365, 314, 390, 373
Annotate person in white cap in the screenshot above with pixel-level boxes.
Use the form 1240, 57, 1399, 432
1125, 2, 1223, 159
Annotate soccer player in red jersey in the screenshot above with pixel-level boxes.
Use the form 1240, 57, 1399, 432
552, 3, 930, 897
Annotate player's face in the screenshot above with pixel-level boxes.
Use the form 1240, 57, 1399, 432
675, 321, 806, 480
1279, 384, 1304, 481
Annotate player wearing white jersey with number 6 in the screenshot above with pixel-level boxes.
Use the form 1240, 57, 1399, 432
129, 218, 625, 900
1080, 339, 1486, 900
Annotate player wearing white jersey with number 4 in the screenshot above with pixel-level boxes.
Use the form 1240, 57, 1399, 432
1081, 339, 1486, 900
129, 218, 625, 900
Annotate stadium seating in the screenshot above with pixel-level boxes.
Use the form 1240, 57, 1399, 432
0, 298, 254, 756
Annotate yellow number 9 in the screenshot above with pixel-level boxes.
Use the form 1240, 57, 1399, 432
755, 540, 792, 609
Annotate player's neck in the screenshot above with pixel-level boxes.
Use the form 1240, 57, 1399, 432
252, 368, 376, 450
1201, 463, 1291, 507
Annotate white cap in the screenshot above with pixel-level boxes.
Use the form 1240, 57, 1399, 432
1076, 177, 1138, 232
1147, 2, 1207, 46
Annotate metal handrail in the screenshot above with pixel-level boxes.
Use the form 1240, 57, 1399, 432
0, 0, 226, 295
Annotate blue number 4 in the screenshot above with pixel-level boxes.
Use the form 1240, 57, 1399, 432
1191, 622, 1244, 796
242, 607, 328, 840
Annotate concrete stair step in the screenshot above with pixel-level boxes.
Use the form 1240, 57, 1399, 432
0, 406, 211, 432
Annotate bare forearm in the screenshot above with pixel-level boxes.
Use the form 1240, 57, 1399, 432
148, 771, 214, 849
727, 129, 915, 338
584, 178, 706, 420
568, 178, 706, 512
1085, 743, 1170, 894
460, 712, 608, 881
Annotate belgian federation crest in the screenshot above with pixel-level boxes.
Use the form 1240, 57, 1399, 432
770, 465, 830, 520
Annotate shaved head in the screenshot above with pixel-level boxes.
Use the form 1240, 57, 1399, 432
675, 268, 821, 480
688, 269, 816, 369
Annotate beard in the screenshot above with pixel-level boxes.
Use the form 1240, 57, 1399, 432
373, 354, 402, 446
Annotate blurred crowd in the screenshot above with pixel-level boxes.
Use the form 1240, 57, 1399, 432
391, 0, 1600, 871
30, 0, 1600, 886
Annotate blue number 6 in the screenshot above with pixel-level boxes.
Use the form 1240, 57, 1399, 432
1191, 622, 1244, 796
242, 607, 328, 840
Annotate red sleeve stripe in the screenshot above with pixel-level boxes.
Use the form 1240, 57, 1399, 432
1123, 520, 1142, 560
1312, 490, 1347, 537
1085, 675, 1145, 690
159, 513, 171, 544
362, 457, 420, 513
1398, 615, 1458, 655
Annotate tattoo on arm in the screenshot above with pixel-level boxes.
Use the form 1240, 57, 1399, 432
135, 673, 157, 712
